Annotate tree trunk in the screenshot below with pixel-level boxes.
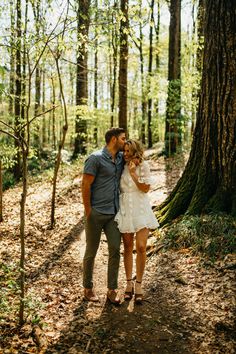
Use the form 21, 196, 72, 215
32, 0, 41, 151
51, 75, 56, 149
0, 160, 2, 222
21, 0, 28, 123
110, 1, 118, 127
165, 0, 181, 156
19, 146, 27, 326
13, 0, 22, 181
147, 0, 154, 148
9, 0, 15, 117
196, 0, 205, 75
118, 0, 128, 131
154, 0, 160, 142
42, 69, 46, 146
138, 0, 146, 144
191, 0, 205, 134
50, 57, 68, 228
93, 0, 98, 146
157, 0, 236, 225
73, 0, 90, 156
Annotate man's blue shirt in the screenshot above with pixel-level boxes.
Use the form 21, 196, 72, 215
83, 147, 124, 214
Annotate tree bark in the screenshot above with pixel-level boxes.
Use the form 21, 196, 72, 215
9, 0, 15, 117
157, 0, 236, 225
32, 0, 41, 151
19, 145, 27, 326
13, 0, 22, 181
138, 0, 146, 144
147, 0, 154, 148
110, 1, 118, 127
42, 69, 46, 146
0, 160, 2, 222
93, 0, 98, 146
73, 0, 90, 156
154, 0, 160, 142
51, 75, 56, 149
165, 0, 181, 156
118, 0, 128, 131
50, 57, 68, 228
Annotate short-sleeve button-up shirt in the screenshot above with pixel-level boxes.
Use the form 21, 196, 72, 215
83, 147, 124, 214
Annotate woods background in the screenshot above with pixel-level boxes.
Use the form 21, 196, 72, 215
0, 0, 200, 179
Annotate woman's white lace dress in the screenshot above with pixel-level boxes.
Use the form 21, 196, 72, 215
115, 161, 159, 233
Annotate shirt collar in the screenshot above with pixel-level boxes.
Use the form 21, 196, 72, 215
103, 146, 122, 160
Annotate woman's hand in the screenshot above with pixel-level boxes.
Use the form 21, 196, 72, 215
128, 157, 140, 173
128, 160, 137, 174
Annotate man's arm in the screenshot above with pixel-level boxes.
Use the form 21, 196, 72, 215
81, 173, 95, 217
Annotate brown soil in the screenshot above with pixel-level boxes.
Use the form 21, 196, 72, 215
0, 151, 235, 353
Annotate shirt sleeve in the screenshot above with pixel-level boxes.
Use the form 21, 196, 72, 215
83, 154, 99, 176
137, 161, 152, 185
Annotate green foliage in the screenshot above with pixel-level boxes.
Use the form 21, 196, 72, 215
2, 171, 16, 190
0, 262, 19, 321
0, 261, 44, 325
0, 143, 17, 169
163, 214, 236, 261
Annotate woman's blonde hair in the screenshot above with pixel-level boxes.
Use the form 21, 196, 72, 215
124, 139, 144, 162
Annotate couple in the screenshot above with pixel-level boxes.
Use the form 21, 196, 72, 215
81, 127, 158, 305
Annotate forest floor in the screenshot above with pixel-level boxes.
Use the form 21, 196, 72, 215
0, 147, 235, 354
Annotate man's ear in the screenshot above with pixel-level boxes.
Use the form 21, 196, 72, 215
111, 136, 117, 144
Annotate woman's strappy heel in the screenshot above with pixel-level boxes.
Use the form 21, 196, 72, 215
134, 280, 143, 304
124, 279, 134, 300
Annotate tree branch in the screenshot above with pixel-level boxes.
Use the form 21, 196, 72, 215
0, 129, 19, 141
0, 120, 15, 132
19, 105, 59, 132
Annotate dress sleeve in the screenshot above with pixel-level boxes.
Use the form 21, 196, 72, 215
137, 161, 152, 185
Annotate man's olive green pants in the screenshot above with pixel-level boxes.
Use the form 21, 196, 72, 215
83, 208, 121, 290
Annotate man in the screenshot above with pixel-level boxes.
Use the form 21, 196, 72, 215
82, 127, 126, 304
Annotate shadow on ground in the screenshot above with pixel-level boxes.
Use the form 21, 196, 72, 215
45, 255, 201, 354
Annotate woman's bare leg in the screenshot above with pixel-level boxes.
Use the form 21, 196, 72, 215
123, 233, 134, 291
135, 228, 149, 294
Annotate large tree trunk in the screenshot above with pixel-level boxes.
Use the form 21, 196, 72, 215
110, 1, 118, 127
73, 0, 90, 156
118, 0, 128, 131
191, 0, 205, 134
164, 0, 181, 156
157, 0, 236, 225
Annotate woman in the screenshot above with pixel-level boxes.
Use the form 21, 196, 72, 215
115, 140, 159, 303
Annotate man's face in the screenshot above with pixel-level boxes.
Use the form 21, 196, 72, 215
115, 133, 126, 151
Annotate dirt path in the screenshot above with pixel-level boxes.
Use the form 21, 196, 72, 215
0, 152, 235, 353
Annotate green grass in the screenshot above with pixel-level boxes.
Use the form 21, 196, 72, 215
162, 213, 236, 261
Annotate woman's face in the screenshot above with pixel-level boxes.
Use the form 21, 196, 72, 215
123, 144, 134, 162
